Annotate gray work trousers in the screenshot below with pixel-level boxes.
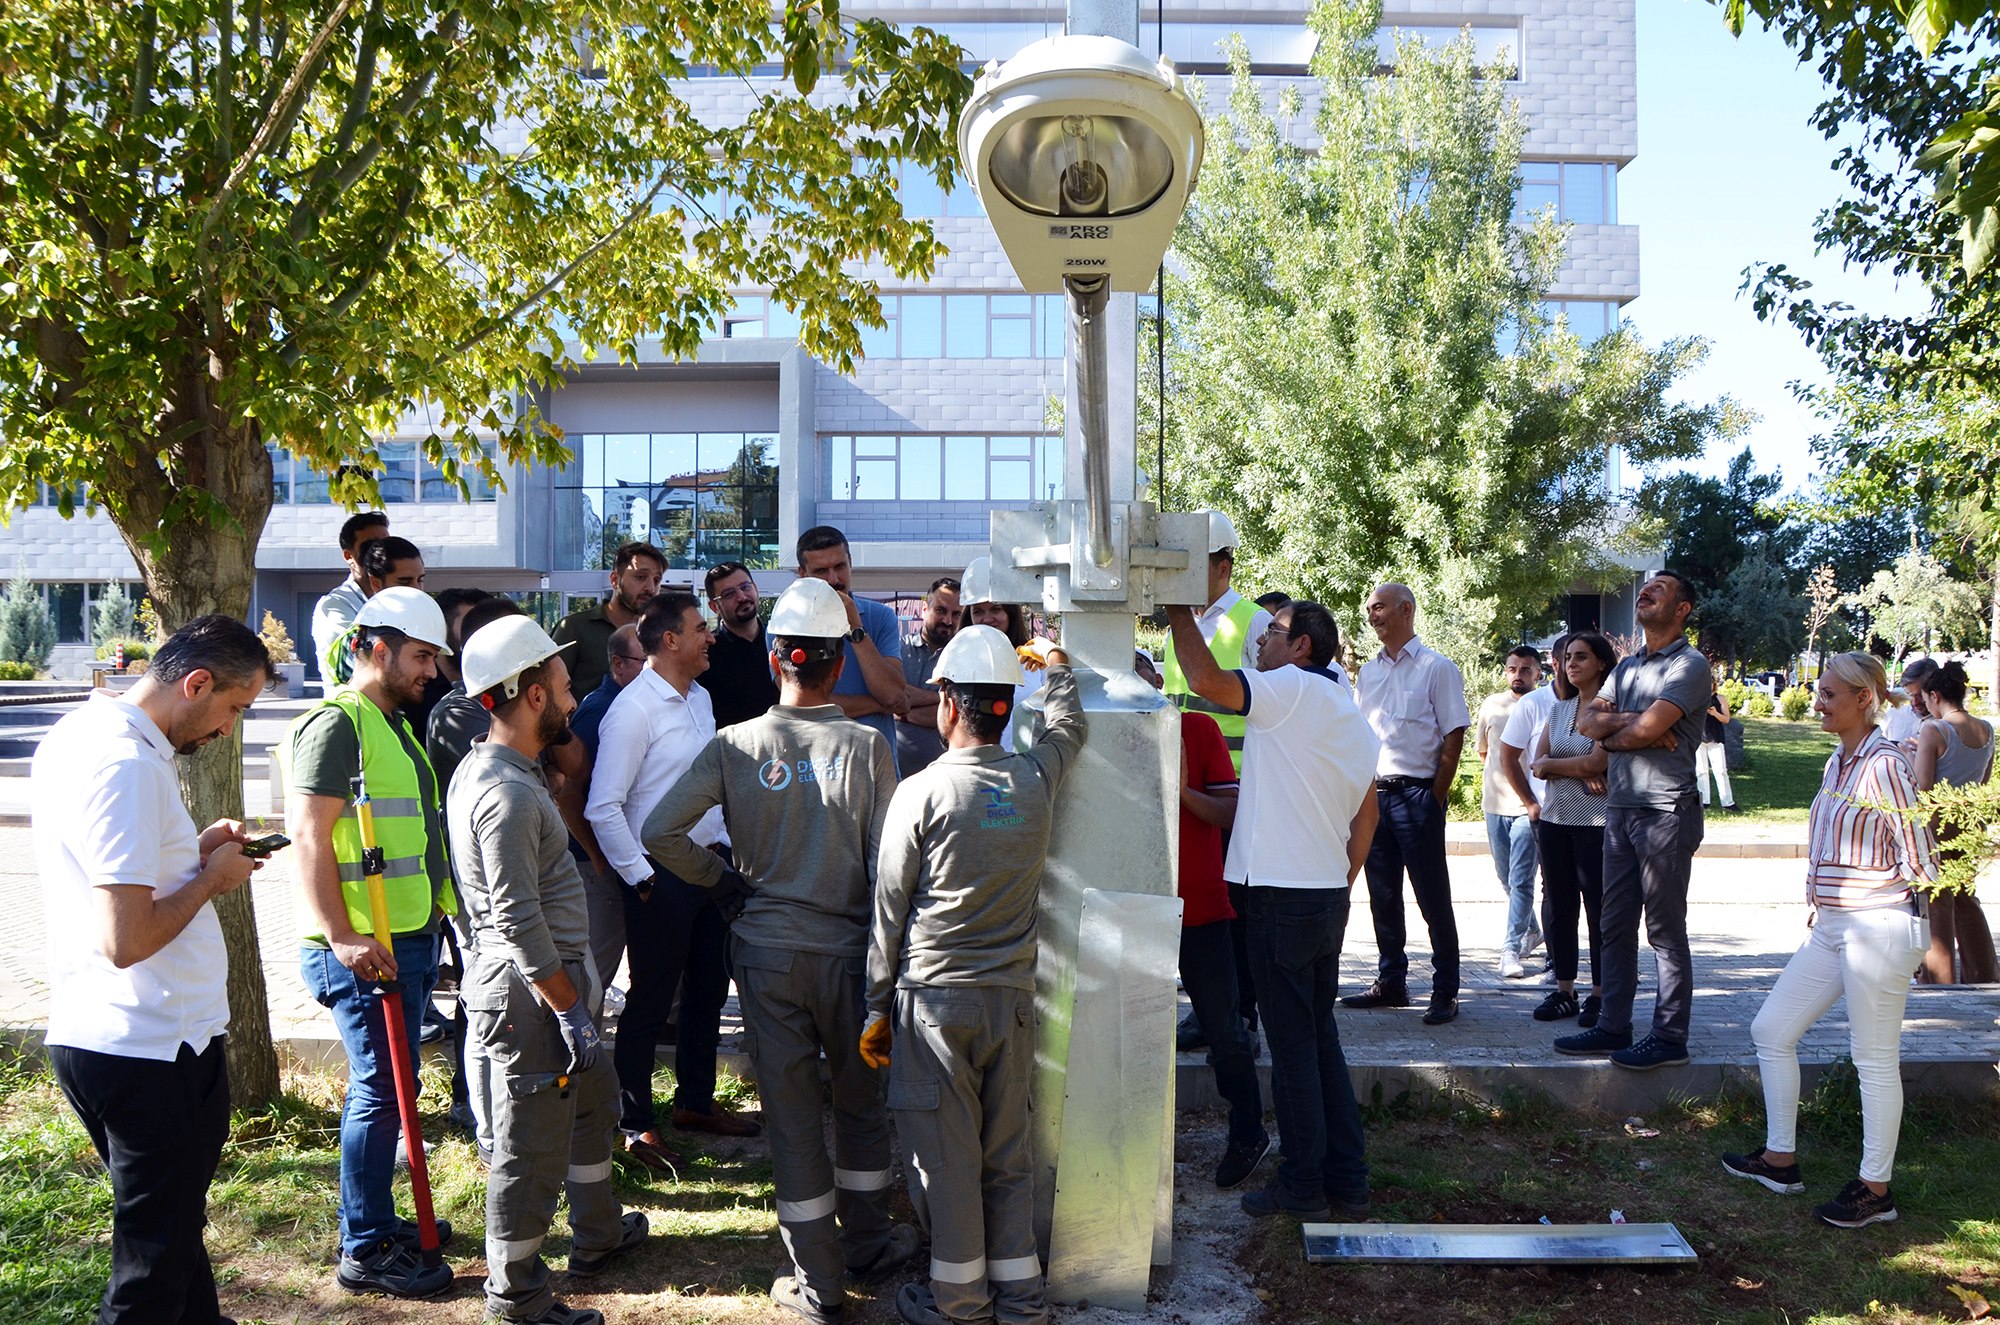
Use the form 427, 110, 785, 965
1597, 799, 1703, 1043
734, 940, 894, 1314
889, 985, 1045, 1325
585, 865, 628, 998
466, 952, 623, 1323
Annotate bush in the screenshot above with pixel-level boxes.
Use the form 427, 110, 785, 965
1718, 677, 1754, 715
258, 612, 298, 665
0, 661, 38, 681
95, 637, 152, 664
1779, 685, 1812, 721
0, 575, 55, 669
90, 581, 137, 647
1746, 691, 1775, 719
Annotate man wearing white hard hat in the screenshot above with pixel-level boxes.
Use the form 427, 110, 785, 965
955, 556, 1043, 752
447, 618, 646, 1325
1160, 512, 1275, 772
863, 626, 1085, 1325
283, 585, 460, 1299
643, 577, 917, 1324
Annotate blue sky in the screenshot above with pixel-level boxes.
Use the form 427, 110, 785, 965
1621, 0, 1927, 491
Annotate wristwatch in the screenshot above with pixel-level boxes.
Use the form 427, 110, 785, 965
846, 625, 867, 642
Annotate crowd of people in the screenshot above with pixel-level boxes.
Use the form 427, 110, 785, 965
31, 506, 1990, 1325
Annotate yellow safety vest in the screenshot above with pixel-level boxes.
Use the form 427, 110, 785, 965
280, 688, 456, 940
1164, 595, 1261, 771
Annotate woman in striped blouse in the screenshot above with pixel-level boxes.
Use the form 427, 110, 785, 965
1720, 652, 1937, 1230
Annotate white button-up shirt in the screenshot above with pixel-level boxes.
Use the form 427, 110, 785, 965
310, 575, 368, 674
1198, 588, 1274, 671
585, 666, 727, 885
35, 693, 229, 1060
1355, 636, 1472, 779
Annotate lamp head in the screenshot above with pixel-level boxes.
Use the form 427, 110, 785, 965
958, 35, 1205, 292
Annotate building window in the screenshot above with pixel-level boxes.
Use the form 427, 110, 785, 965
1543, 300, 1620, 342
1375, 20, 1523, 77
748, 291, 1065, 359
552, 431, 780, 572
824, 434, 1064, 503
266, 443, 498, 505
1514, 161, 1618, 226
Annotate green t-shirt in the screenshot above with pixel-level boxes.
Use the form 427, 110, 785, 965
291, 702, 449, 939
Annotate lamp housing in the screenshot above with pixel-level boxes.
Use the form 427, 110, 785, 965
957, 35, 1205, 293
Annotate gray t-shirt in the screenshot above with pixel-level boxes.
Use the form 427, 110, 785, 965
894, 633, 947, 777
446, 741, 590, 984
1602, 638, 1711, 810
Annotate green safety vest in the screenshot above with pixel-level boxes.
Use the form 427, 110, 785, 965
1163, 595, 1261, 771
280, 688, 457, 941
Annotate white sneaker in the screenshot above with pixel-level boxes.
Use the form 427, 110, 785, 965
1499, 949, 1525, 980
1519, 928, 1544, 960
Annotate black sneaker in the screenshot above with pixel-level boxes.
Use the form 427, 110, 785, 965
567, 1211, 648, 1277
335, 1238, 454, 1299
1533, 990, 1580, 1022
1816, 1179, 1898, 1228
1241, 1185, 1331, 1220
1577, 995, 1602, 1029
1720, 1146, 1805, 1195
1215, 1134, 1272, 1190
1325, 1188, 1372, 1220
1554, 1026, 1631, 1056
1340, 981, 1409, 1010
1421, 997, 1459, 1025
1611, 1033, 1690, 1072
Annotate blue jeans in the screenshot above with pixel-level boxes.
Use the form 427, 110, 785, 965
301, 933, 440, 1258
1240, 887, 1368, 1208
1179, 920, 1265, 1149
1485, 812, 1541, 954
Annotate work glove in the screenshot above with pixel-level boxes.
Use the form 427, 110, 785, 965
1017, 637, 1058, 672
555, 1002, 603, 1075
710, 868, 754, 924
859, 1016, 892, 1070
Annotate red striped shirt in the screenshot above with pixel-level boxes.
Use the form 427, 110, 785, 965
1806, 730, 1938, 909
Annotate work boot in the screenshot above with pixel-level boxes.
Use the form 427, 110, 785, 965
772, 1273, 844, 1324
335, 1238, 454, 1299
568, 1211, 649, 1277
847, 1223, 922, 1282
484, 1302, 606, 1325
896, 1282, 949, 1325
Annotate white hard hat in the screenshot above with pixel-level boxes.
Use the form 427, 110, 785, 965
353, 586, 453, 654
461, 616, 572, 700
962, 556, 995, 606
931, 624, 1025, 687
1207, 511, 1241, 554
770, 578, 850, 639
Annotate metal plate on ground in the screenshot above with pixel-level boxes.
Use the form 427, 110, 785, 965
1302, 1222, 1698, 1266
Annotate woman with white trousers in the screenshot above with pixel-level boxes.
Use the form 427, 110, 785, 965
1720, 652, 1938, 1229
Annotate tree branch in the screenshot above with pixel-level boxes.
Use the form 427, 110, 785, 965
198, 0, 358, 245
451, 167, 678, 357
289, 0, 381, 230
131, 5, 158, 127
215, 0, 235, 167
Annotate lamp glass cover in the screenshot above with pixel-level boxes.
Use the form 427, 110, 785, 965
987, 113, 1176, 218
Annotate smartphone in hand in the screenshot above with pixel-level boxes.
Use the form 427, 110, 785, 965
241, 832, 292, 859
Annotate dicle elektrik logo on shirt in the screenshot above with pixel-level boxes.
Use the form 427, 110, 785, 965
758, 753, 847, 791
979, 787, 1023, 830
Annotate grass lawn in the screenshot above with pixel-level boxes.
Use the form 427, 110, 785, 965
1728, 717, 1835, 826
6, 1055, 1997, 1325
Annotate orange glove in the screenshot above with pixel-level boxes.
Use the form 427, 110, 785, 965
1017, 638, 1057, 672
859, 1018, 892, 1069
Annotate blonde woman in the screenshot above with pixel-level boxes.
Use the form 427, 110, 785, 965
1721, 652, 1938, 1229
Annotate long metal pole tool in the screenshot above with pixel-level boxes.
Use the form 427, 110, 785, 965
350, 770, 443, 1267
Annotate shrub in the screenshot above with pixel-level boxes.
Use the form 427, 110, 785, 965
1746, 692, 1775, 719
1779, 685, 1812, 721
94, 637, 152, 663
259, 612, 298, 665
0, 661, 38, 681
1718, 677, 1754, 715
0, 574, 55, 669
90, 581, 137, 646
135, 597, 165, 643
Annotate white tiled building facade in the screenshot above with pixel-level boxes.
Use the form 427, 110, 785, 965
4, 1, 1641, 678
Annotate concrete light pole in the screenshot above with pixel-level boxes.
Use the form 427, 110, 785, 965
958, 6, 1210, 1309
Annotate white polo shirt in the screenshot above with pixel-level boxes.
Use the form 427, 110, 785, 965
585, 665, 727, 885
35, 693, 228, 1060
1225, 664, 1381, 889
1498, 683, 1558, 804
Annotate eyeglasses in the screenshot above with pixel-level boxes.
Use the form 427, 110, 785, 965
1814, 684, 1856, 701
611, 652, 645, 665
1259, 625, 1295, 643
712, 581, 759, 600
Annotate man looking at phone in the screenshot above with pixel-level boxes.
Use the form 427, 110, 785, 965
35, 615, 271, 1325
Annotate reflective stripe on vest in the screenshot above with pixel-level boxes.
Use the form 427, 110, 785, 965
1162, 596, 1260, 768
279, 688, 456, 941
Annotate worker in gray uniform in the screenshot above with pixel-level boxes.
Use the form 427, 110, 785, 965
862, 626, 1086, 1325
642, 577, 919, 1324
447, 617, 648, 1325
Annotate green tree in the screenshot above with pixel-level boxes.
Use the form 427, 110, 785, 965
0, 574, 57, 670
0, 0, 969, 1104
1702, 549, 1806, 669
1846, 548, 1986, 658
90, 580, 137, 648
1637, 448, 1803, 609
1164, 0, 1740, 671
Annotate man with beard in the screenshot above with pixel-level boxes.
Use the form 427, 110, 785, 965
448, 618, 647, 1325
285, 587, 460, 1299
554, 541, 666, 697
894, 575, 961, 776
702, 561, 779, 729
797, 525, 907, 767
36, 615, 269, 1325
586, 592, 760, 1170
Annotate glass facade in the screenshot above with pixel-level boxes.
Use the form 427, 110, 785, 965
1515, 161, 1618, 226
552, 431, 780, 572
266, 443, 498, 504
725, 289, 1066, 359
825, 434, 1065, 503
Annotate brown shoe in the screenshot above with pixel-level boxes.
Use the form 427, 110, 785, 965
671, 1105, 763, 1137
620, 1130, 683, 1173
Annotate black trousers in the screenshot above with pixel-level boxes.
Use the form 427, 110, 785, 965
51, 1035, 231, 1325
1360, 782, 1459, 1001
614, 866, 731, 1133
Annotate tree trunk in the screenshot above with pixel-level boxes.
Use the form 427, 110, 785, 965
1990, 551, 1999, 711
107, 396, 281, 1107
